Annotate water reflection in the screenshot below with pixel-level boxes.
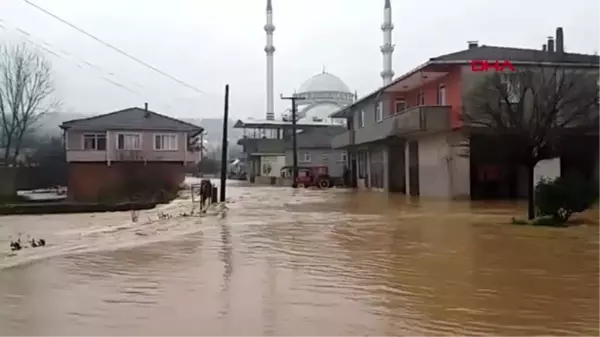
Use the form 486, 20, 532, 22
219, 222, 233, 289
0, 181, 597, 335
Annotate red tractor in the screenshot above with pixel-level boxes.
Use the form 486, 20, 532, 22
280, 165, 333, 188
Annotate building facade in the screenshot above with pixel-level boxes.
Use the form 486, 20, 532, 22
235, 119, 333, 184
331, 28, 599, 198
284, 127, 347, 178
60, 106, 203, 201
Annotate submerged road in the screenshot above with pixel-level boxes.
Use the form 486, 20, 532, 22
0, 179, 598, 335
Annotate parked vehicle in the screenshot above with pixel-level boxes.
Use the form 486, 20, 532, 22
280, 165, 333, 188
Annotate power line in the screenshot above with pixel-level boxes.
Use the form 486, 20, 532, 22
1, 21, 175, 110
20, 0, 211, 96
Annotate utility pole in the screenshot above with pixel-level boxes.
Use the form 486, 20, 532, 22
219, 84, 230, 202
280, 94, 305, 188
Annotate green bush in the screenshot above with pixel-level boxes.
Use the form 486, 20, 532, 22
535, 176, 598, 223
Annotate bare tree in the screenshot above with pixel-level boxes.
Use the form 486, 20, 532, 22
0, 43, 59, 166
462, 65, 599, 219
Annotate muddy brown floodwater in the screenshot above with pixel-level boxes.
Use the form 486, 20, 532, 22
0, 179, 598, 335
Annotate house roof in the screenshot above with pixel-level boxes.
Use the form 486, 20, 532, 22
430, 45, 599, 64
330, 45, 599, 118
60, 107, 204, 133
285, 126, 346, 149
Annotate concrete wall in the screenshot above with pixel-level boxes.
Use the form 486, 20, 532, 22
285, 149, 346, 177
67, 162, 184, 201
414, 131, 470, 198
447, 132, 471, 198
260, 155, 285, 177
417, 133, 451, 197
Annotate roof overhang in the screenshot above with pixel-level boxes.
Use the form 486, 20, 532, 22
233, 119, 333, 129
59, 124, 203, 135
329, 58, 600, 118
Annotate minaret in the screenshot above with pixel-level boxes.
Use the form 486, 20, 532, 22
380, 0, 395, 86
264, 0, 275, 120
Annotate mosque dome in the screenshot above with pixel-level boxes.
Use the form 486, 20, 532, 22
302, 103, 343, 122
297, 72, 351, 94
281, 71, 353, 124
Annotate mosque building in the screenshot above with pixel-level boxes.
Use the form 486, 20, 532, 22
234, 0, 394, 183
281, 70, 356, 124
265, 0, 393, 124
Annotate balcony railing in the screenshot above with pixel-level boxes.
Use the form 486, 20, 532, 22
354, 105, 452, 145
65, 150, 107, 162
238, 138, 286, 154
115, 150, 145, 161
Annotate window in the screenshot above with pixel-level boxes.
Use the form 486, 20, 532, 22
375, 101, 383, 122
358, 109, 365, 128
339, 151, 348, 162
117, 133, 141, 150
154, 133, 178, 151
83, 133, 106, 150
300, 151, 311, 163
394, 100, 407, 114
438, 84, 447, 105
417, 91, 425, 106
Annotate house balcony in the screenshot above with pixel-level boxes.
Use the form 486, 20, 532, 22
115, 150, 145, 161
66, 150, 107, 162
331, 130, 355, 149
238, 137, 286, 155
354, 105, 452, 145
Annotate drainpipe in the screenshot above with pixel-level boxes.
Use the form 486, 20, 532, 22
106, 130, 111, 166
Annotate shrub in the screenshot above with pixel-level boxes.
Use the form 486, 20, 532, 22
535, 175, 598, 223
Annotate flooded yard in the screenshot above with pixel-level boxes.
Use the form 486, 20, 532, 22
0, 180, 598, 335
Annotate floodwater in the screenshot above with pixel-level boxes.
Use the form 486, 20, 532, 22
0, 179, 598, 335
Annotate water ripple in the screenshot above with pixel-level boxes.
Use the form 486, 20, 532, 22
0, 179, 598, 335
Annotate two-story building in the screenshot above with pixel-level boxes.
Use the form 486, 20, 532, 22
234, 118, 333, 184
331, 28, 599, 199
60, 106, 203, 201
285, 126, 348, 178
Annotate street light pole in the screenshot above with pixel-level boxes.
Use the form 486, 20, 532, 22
280, 94, 305, 188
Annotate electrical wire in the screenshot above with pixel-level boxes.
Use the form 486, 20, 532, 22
1, 21, 176, 110
19, 0, 212, 97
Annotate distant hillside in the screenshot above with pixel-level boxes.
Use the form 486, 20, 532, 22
183, 118, 244, 148
29, 112, 87, 136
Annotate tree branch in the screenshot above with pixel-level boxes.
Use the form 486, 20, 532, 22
0, 42, 58, 166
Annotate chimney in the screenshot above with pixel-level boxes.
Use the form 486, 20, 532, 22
144, 102, 150, 118
547, 36, 555, 53
467, 41, 478, 49
556, 27, 564, 53
542, 44, 547, 51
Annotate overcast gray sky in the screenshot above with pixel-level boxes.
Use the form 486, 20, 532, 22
0, 0, 598, 120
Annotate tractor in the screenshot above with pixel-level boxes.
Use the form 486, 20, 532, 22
280, 165, 333, 188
